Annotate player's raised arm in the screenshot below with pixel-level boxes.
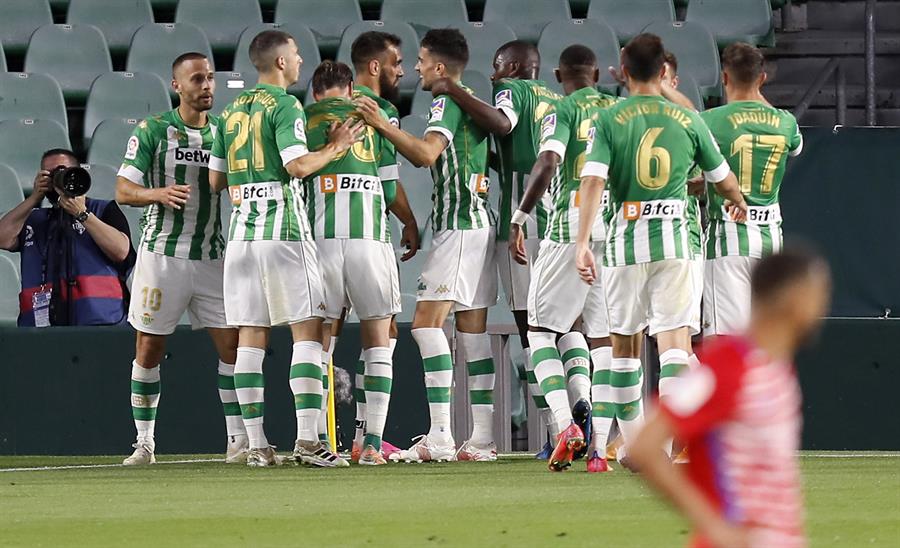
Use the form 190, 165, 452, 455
285, 120, 364, 180
430, 78, 512, 136
692, 114, 748, 221
355, 95, 447, 167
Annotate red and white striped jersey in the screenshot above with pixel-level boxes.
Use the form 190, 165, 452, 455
661, 336, 806, 548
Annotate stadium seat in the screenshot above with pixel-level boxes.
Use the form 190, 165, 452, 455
537, 19, 620, 95
483, 0, 571, 44
587, 0, 675, 44
275, 0, 363, 57
83, 163, 118, 201
0, 0, 53, 57
119, 204, 145, 249
0, 120, 72, 192
87, 118, 139, 167
126, 23, 214, 88
24, 24, 112, 101
0, 43, 6, 74
457, 22, 516, 79
67, 0, 154, 54
397, 115, 433, 236
678, 73, 704, 112
175, 0, 263, 53
83, 72, 172, 147
213, 72, 250, 115
409, 70, 492, 120
0, 253, 20, 326
686, 0, 775, 48
642, 21, 721, 97
336, 21, 420, 93
233, 23, 320, 96
379, 0, 469, 37
0, 164, 24, 214
0, 73, 69, 133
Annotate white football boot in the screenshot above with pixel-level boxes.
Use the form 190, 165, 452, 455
389, 435, 457, 463
292, 440, 350, 468
123, 442, 156, 466
246, 446, 282, 467
225, 434, 250, 464
456, 440, 498, 462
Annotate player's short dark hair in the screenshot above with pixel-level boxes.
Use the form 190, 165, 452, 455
420, 28, 469, 72
722, 42, 766, 85
622, 33, 666, 82
751, 246, 829, 303
664, 50, 678, 75
249, 30, 294, 72
558, 44, 596, 71
311, 61, 354, 95
350, 31, 402, 70
171, 52, 209, 76
41, 148, 78, 165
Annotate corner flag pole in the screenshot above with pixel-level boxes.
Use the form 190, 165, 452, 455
327, 359, 337, 453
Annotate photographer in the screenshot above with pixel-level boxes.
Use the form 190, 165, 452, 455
0, 149, 136, 326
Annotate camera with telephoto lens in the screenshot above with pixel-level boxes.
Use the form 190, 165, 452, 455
50, 165, 91, 197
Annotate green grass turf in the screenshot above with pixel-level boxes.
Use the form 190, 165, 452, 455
1, 454, 898, 547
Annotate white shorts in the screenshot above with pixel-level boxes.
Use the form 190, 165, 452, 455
128, 248, 228, 335
527, 240, 609, 338
418, 228, 497, 310
603, 259, 693, 336
317, 238, 400, 321
703, 255, 758, 336
690, 255, 704, 336
223, 240, 325, 327
496, 238, 540, 311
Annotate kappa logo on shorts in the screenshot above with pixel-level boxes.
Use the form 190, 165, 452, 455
436, 284, 450, 294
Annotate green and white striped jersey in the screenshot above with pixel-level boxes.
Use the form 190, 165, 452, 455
493, 78, 561, 241
538, 87, 619, 244
424, 84, 495, 231
210, 83, 311, 242
302, 97, 398, 242
353, 84, 400, 127
701, 101, 802, 259
118, 109, 225, 260
687, 165, 703, 258
581, 95, 729, 266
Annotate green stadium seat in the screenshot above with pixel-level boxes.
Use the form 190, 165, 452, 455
678, 73, 704, 112
83, 72, 172, 147
0, 43, 6, 74
457, 22, 516, 79
67, 0, 154, 54
0, 0, 53, 57
588, 0, 675, 44
119, 204, 146, 249
0, 120, 72, 192
0, 253, 20, 326
233, 23, 320, 97
336, 21, 420, 93
83, 163, 118, 201
483, 0, 571, 44
686, 0, 775, 48
87, 118, 139, 167
642, 21, 721, 97
24, 24, 112, 101
275, 0, 363, 57
176, 0, 263, 53
0, 73, 68, 133
537, 19, 620, 95
409, 70, 492, 120
0, 164, 24, 214
127, 24, 215, 89
213, 72, 251, 115
379, 0, 469, 37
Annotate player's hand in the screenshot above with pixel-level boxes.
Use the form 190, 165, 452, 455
353, 96, 385, 129
58, 194, 86, 217
399, 222, 419, 262
154, 184, 190, 210
725, 199, 748, 223
687, 175, 705, 197
430, 77, 454, 97
608, 65, 626, 87
327, 119, 366, 153
701, 521, 750, 548
509, 224, 527, 265
31, 170, 51, 199
575, 243, 597, 285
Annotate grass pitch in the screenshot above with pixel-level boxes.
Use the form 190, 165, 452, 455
1, 454, 898, 547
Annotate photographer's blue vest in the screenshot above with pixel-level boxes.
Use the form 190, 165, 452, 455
18, 199, 130, 326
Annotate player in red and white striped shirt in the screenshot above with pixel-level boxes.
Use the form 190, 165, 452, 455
630, 248, 831, 548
